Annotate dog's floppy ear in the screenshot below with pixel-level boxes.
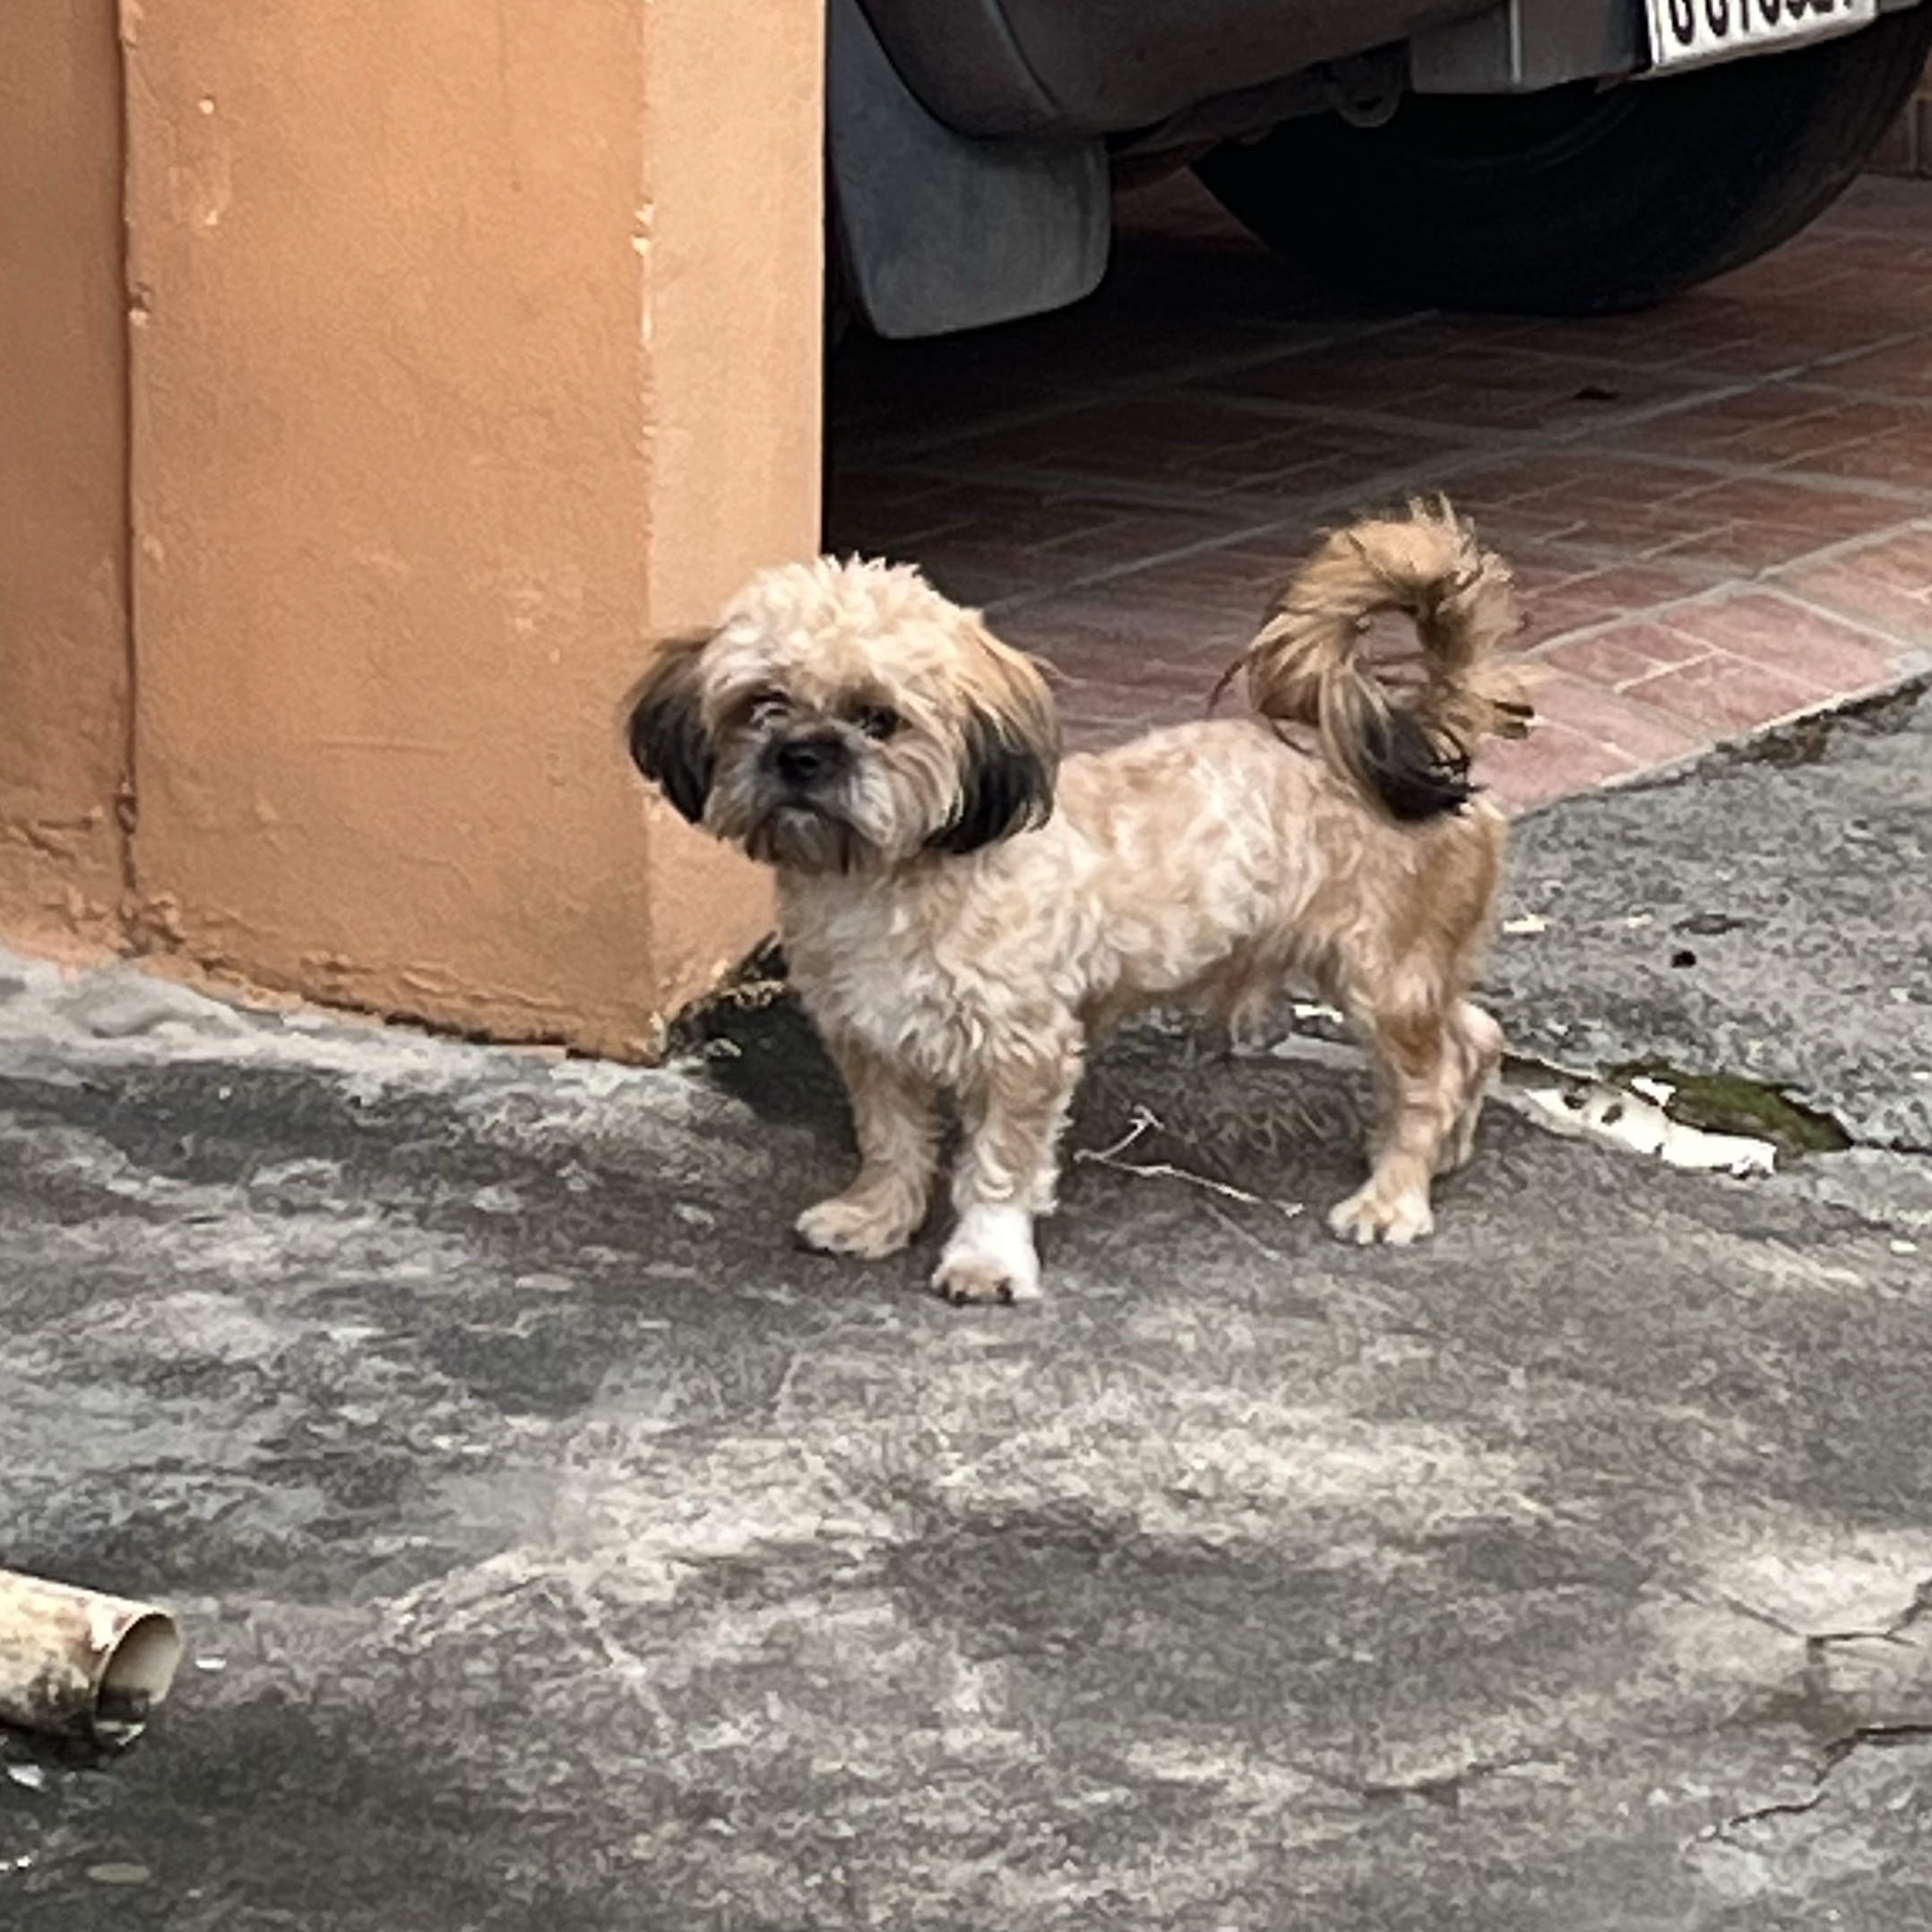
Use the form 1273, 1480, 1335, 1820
625, 632, 715, 825
929, 622, 1059, 856
929, 708, 1057, 856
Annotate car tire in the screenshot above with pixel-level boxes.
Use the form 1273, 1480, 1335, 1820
1192, 9, 1932, 315
826, 202, 857, 349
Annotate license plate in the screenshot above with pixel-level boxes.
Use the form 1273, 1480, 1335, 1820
1645, 0, 1877, 71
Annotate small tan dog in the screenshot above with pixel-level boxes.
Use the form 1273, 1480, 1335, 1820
628, 502, 1534, 1304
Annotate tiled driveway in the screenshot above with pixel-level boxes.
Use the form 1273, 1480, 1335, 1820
825, 171, 1932, 811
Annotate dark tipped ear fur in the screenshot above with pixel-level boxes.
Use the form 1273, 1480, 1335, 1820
1358, 708, 1475, 821
625, 633, 716, 824
928, 706, 1057, 856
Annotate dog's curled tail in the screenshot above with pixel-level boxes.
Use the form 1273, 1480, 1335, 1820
1235, 499, 1535, 820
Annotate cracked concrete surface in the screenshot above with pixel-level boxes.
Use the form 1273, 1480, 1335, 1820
1488, 681, 1932, 1152
3, 694, 1932, 1930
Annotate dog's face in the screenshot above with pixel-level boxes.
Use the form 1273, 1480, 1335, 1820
626, 557, 1058, 874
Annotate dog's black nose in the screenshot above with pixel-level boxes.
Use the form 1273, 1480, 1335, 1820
771, 733, 848, 787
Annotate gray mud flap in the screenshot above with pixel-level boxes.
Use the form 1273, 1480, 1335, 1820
829, 0, 1109, 338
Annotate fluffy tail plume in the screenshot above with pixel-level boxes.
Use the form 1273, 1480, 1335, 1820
1235, 499, 1535, 820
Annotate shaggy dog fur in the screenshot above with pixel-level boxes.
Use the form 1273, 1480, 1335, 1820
628, 502, 1535, 1303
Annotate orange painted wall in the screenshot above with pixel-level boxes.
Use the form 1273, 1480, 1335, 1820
0, 0, 132, 952
109, 0, 820, 1054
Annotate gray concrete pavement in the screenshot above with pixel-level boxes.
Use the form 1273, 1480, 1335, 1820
1489, 682, 1932, 1152
3, 690, 1931, 1932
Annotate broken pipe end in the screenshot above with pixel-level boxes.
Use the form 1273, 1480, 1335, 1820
0, 1568, 185, 1748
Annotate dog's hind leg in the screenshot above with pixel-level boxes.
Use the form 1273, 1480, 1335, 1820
1438, 1000, 1503, 1176
934, 1022, 1084, 1305
1329, 988, 1468, 1246
796, 1031, 942, 1260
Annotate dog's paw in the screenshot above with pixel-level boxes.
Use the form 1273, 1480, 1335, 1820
931, 1252, 1042, 1306
794, 1193, 919, 1260
932, 1206, 1042, 1306
1328, 1183, 1434, 1247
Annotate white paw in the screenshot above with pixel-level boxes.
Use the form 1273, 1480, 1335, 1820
932, 1205, 1042, 1306
794, 1192, 919, 1260
1328, 1183, 1435, 1247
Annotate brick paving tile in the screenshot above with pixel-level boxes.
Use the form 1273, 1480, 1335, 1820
1775, 557, 1932, 640
1540, 623, 1715, 690
1649, 520, 1892, 580
1810, 334, 1932, 400
1514, 561, 1723, 645
1792, 435, 1932, 490
1474, 724, 1647, 815
1604, 391, 1913, 467
912, 510, 1239, 609
1065, 539, 1302, 620
828, 171, 1932, 815
1773, 526, 1932, 643
1526, 668, 1712, 766
1423, 453, 1712, 513
819, 477, 986, 552
832, 371, 1071, 453
927, 401, 1450, 499
1613, 652, 1832, 737
827, 489, 1236, 601
1819, 522, 1932, 591
1669, 474, 1914, 536
1206, 337, 1715, 434
1664, 591, 1907, 692
998, 594, 1249, 677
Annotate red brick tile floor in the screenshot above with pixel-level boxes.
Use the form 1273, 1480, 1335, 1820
824, 171, 1932, 813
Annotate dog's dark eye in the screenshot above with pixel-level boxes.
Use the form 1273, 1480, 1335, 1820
747, 689, 790, 728
855, 704, 902, 741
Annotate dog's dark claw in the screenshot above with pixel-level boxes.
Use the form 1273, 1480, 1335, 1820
934, 1253, 1039, 1304
937, 1276, 1013, 1307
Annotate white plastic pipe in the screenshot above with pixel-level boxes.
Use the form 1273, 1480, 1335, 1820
0, 1568, 184, 1747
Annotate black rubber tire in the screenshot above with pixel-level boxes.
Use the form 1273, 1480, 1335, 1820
1193, 8, 1932, 315
825, 204, 857, 350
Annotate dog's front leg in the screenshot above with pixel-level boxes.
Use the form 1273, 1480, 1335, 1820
796, 1029, 941, 1260
933, 1027, 1082, 1306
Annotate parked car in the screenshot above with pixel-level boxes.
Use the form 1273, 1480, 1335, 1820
829, 0, 1932, 335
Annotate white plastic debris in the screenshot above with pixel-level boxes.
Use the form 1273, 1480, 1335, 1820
1232, 1030, 1789, 1182
1499, 1069, 1775, 1177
